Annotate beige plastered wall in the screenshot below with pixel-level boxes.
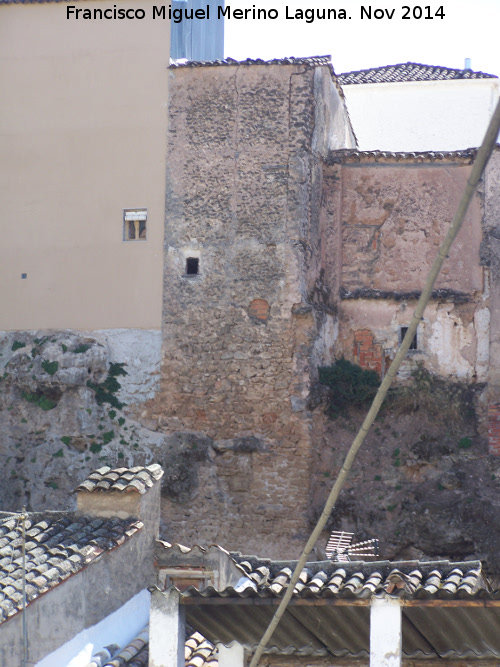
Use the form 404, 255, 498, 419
0, 0, 170, 330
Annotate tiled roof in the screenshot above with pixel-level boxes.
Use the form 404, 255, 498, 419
90, 628, 217, 667
173, 552, 500, 659
186, 556, 490, 601
0, 511, 142, 624
185, 631, 218, 667
76, 464, 163, 495
169, 55, 332, 69
338, 62, 498, 85
327, 147, 478, 164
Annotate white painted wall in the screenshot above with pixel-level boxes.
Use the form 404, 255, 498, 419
370, 597, 402, 667
90, 329, 162, 404
150, 588, 185, 667
342, 78, 500, 151
35, 589, 150, 667
218, 642, 246, 667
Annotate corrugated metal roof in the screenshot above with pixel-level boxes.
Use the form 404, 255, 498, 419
156, 544, 500, 659
338, 62, 498, 85
185, 603, 500, 659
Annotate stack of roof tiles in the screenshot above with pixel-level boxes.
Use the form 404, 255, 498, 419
338, 61, 497, 85
76, 464, 163, 495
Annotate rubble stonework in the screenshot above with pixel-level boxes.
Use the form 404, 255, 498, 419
323, 155, 489, 383
483, 151, 500, 452
3, 60, 500, 567
140, 60, 355, 556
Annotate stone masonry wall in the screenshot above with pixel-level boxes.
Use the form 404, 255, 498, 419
142, 61, 354, 557
338, 161, 483, 297
319, 157, 489, 384
482, 150, 500, 453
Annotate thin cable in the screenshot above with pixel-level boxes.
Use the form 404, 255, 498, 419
249, 99, 500, 667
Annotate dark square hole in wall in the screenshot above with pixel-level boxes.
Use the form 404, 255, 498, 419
186, 257, 199, 275
400, 326, 418, 350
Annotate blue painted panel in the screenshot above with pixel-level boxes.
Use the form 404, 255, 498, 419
171, 0, 224, 61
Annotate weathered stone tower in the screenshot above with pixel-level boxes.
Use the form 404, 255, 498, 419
154, 57, 355, 556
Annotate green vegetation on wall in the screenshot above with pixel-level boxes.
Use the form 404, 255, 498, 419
22, 391, 58, 411
318, 358, 380, 418
87, 362, 127, 410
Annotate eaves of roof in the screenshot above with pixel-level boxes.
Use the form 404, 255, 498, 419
169, 55, 333, 70
180, 557, 500, 659
184, 557, 493, 601
158, 552, 500, 660
326, 148, 479, 165
338, 61, 498, 85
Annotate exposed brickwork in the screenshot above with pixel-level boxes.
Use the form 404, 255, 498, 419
248, 298, 270, 323
488, 403, 500, 455
353, 329, 382, 375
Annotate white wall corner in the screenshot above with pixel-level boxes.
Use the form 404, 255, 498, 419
370, 596, 402, 667
149, 587, 185, 667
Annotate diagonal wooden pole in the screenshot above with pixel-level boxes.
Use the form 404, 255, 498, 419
249, 97, 500, 667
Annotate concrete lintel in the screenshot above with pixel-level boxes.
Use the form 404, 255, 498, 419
149, 587, 185, 667
370, 597, 402, 667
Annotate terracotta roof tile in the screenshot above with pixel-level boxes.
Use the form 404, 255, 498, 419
0, 512, 142, 624
327, 148, 478, 164
169, 55, 332, 69
338, 62, 497, 85
185, 631, 218, 667
76, 465, 163, 495
90, 629, 217, 667
186, 555, 490, 601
